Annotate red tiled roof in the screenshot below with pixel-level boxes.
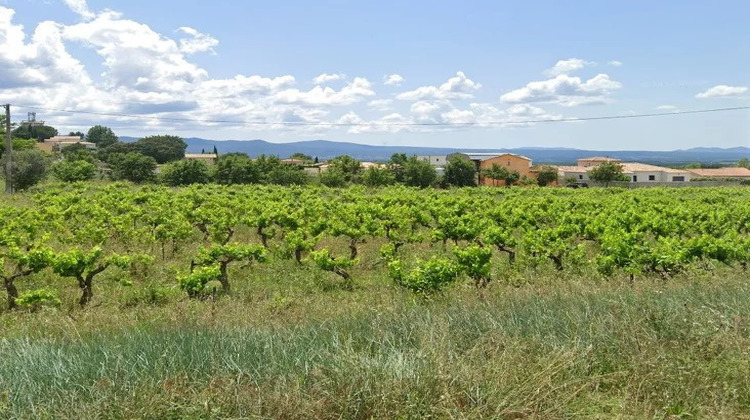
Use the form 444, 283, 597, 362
688, 168, 750, 177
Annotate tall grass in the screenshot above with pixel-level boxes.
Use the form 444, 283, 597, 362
2, 276, 750, 418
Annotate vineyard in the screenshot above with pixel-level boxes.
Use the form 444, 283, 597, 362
2, 184, 750, 418
2, 184, 748, 308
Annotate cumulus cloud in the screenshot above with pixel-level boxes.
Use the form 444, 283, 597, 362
383, 74, 405, 86
396, 71, 480, 101
544, 58, 595, 76
273, 77, 375, 106
338, 100, 562, 134
0, 4, 573, 136
177, 27, 218, 55
608, 60, 623, 67
312, 73, 344, 84
368, 99, 393, 111
695, 85, 748, 99
500, 73, 622, 106
61, 11, 209, 92
62, 0, 95, 20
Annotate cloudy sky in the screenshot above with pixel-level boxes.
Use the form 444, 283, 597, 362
1, 0, 748, 150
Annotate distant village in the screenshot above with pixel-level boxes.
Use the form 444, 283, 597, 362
37, 134, 750, 186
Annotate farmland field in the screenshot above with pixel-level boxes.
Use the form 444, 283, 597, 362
1, 184, 749, 418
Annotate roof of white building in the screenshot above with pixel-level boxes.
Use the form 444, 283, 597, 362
557, 162, 688, 174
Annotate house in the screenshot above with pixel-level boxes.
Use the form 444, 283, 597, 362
447, 152, 534, 186
36, 136, 96, 153
417, 155, 448, 166
557, 158, 692, 183
184, 153, 218, 164
687, 168, 750, 178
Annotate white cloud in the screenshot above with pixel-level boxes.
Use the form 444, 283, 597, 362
62, 0, 94, 20
273, 77, 375, 106
312, 73, 344, 85
608, 60, 623, 67
500, 73, 622, 106
177, 27, 218, 55
62, 11, 208, 92
695, 85, 748, 99
0, 5, 569, 136
396, 71, 480, 101
383, 74, 405, 86
368, 99, 393, 111
544, 58, 595, 76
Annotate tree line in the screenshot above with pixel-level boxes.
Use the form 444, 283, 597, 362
1, 123, 565, 190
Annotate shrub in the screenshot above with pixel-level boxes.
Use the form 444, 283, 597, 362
389, 256, 460, 294
160, 159, 212, 186
52, 160, 97, 182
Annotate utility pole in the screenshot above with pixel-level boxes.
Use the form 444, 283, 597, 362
4, 104, 11, 193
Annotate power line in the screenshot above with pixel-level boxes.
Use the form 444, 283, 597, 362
11, 104, 750, 128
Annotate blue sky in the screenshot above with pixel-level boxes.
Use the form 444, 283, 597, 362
0, 0, 748, 150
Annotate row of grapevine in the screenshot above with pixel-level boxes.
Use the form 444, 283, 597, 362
1, 183, 748, 308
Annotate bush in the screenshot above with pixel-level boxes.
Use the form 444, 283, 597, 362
160, 159, 212, 186
52, 160, 97, 182
320, 168, 348, 187
215, 153, 261, 184
389, 257, 460, 294
110, 152, 157, 183
5, 149, 50, 191
361, 167, 396, 187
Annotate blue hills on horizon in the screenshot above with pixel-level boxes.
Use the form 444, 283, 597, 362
121, 137, 749, 165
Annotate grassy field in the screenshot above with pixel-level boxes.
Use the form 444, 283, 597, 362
2, 261, 750, 419
1, 184, 749, 418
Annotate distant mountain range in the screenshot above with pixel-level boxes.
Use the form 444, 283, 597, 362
121, 137, 749, 165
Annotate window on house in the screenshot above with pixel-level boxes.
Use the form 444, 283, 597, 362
673, 176, 685, 182
633, 176, 638, 182
648, 175, 655, 181
579, 174, 583, 180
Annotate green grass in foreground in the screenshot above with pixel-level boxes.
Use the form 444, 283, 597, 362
2, 272, 750, 419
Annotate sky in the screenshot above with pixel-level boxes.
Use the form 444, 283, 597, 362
0, 0, 748, 150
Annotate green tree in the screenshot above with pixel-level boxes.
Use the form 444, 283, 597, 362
110, 152, 157, 183
589, 161, 628, 186
52, 160, 97, 182
319, 167, 348, 187
134, 135, 187, 164
96, 141, 137, 163
387, 153, 408, 183
536, 166, 559, 187
0, 138, 36, 159
361, 166, 396, 187
402, 156, 437, 188
61, 143, 96, 163
289, 152, 313, 163
268, 164, 308, 185
68, 131, 85, 139
85, 125, 118, 147
327, 155, 361, 183
443, 156, 477, 187
12, 124, 57, 141
738, 158, 750, 169
482, 163, 519, 187
5, 149, 50, 190
215, 153, 261, 184
160, 159, 212, 186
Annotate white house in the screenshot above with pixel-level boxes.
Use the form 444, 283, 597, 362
557, 158, 692, 183
417, 155, 447, 167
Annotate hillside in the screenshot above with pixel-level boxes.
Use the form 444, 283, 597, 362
120, 137, 750, 165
